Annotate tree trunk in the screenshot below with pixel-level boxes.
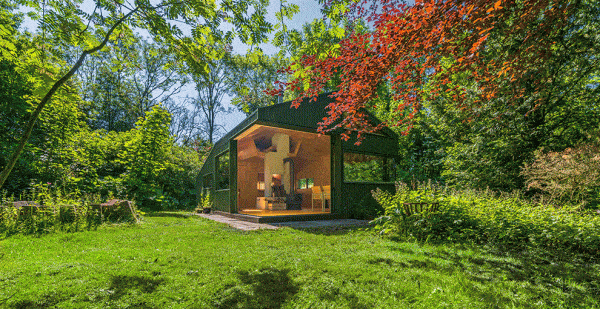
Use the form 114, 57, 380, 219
0, 8, 138, 190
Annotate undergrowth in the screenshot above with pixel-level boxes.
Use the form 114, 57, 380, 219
0, 183, 139, 238
371, 181, 600, 259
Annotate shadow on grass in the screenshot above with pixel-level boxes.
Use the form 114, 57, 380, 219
441, 248, 599, 306
376, 242, 600, 307
213, 267, 299, 309
8, 292, 66, 309
273, 219, 370, 236
108, 275, 165, 300
143, 212, 193, 219
289, 225, 367, 236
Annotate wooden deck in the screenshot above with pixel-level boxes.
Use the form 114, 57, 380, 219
213, 210, 341, 223
238, 209, 331, 217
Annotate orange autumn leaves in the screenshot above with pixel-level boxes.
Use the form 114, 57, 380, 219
281, 0, 573, 138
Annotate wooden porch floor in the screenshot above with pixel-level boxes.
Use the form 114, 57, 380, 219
238, 209, 331, 217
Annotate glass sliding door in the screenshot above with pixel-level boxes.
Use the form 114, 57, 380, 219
235, 125, 331, 216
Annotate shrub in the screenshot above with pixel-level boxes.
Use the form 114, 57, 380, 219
195, 193, 213, 213
0, 184, 140, 238
2, 105, 202, 211
371, 182, 479, 242
372, 182, 600, 258
158, 145, 202, 210
522, 143, 600, 208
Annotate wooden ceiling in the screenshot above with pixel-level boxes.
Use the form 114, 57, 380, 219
236, 125, 330, 161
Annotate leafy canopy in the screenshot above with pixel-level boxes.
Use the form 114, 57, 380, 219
282, 0, 592, 140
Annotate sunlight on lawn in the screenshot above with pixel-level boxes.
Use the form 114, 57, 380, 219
0, 214, 598, 308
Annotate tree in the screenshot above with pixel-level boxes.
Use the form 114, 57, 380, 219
0, 0, 274, 190
225, 52, 287, 114
282, 0, 595, 141
0, 5, 88, 193
166, 101, 201, 145
76, 37, 187, 131
122, 104, 173, 198
191, 59, 233, 144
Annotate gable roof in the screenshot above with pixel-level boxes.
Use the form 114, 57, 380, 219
256, 92, 397, 138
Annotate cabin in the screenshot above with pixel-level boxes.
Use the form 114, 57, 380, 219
197, 93, 398, 223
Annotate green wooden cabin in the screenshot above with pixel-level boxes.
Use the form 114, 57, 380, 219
198, 93, 398, 223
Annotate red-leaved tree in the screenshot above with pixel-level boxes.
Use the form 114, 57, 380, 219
276, 0, 576, 140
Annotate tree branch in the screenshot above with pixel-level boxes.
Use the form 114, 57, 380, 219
0, 7, 139, 189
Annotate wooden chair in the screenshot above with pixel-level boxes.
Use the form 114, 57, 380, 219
311, 185, 332, 211
311, 186, 322, 211
321, 186, 331, 211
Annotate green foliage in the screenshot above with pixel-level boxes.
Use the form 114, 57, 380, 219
0, 183, 138, 238
122, 104, 173, 193
74, 105, 201, 210
347, 194, 382, 220
343, 153, 395, 182
344, 159, 383, 182
159, 145, 203, 209
0, 48, 87, 193
224, 52, 286, 114
372, 182, 600, 258
441, 136, 527, 191
522, 141, 600, 208
195, 192, 212, 212
0, 103, 201, 210
0, 59, 35, 193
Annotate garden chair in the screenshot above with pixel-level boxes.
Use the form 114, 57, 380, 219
311, 185, 331, 211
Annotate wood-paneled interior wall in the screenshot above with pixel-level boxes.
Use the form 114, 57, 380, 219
295, 154, 331, 209
237, 158, 263, 210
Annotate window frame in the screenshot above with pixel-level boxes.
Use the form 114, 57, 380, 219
343, 152, 396, 183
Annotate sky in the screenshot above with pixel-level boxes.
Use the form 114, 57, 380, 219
19, 0, 324, 139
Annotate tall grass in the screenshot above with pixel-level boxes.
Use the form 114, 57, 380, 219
0, 183, 139, 238
372, 181, 600, 258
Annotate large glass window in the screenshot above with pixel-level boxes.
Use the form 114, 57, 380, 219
216, 152, 230, 190
235, 124, 331, 214
344, 153, 395, 182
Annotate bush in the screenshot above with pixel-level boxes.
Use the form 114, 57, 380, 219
0, 184, 140, 238
371, 182, 479, 242
372, 182, 600, 258
522, 143, 600, 208
2, 105, 202, 211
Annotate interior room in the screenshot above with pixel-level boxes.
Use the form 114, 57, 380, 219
235, 125, 331, 216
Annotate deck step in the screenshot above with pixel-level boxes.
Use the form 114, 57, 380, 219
213, 211, 343, 223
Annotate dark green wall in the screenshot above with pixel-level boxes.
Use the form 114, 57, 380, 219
342, 182, 395, 219
213, 190, 230, 212
331, 134, 343, 215
229, 140, 238, 213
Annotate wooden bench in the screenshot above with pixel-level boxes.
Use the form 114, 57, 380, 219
402, 202, 440, 216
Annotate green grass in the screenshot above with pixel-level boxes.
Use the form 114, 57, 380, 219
0, 213, 598, 308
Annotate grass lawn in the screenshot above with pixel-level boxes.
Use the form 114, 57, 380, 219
0, 213, 598, 308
